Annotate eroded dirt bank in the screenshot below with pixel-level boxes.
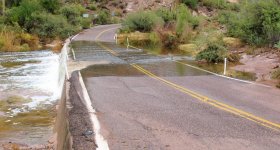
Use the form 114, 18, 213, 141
233, 52, 280, 86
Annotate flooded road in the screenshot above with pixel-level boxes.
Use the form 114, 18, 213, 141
67, 25, 280, 150
0, 51, 60, 145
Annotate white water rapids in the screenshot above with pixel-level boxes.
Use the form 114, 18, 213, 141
0, 43, 68, 145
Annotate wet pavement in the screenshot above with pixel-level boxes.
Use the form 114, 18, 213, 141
71, 25, 280, 150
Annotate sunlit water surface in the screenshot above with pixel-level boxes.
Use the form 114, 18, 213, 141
0, 50, 61, 145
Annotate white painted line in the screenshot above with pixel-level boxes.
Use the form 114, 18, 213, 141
78, 72, 110, 150
71, 33, 79, 40
71, 48, 76, 60
173, 60, 271, 88
128, 45, 142, 51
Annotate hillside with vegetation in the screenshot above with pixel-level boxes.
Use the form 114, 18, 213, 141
0, 0, 124, 52
119, 0, 280, 88
0, 0, 279, 87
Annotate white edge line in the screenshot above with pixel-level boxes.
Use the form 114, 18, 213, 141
71, 33, 79, 40
78, 72, 110, 150
128, 45, 142, 51
121, 43, 268, 87
108, 34, 269, 88
172, 60, 271, 88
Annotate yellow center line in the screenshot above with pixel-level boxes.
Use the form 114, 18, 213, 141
95, 26, 280, 132
95, 26, 120, 56
132, 64, 280, 132
95, 26, 120, 41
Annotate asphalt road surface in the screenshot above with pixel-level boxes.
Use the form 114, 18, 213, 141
71, 24, 280, 150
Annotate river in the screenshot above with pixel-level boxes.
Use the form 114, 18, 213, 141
0, 50, 61, 146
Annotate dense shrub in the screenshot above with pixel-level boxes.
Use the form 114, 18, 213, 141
122, 11, 163, 32
26, 12, 79, 39
87, 3, 97, 11
59, 3, 85, 25
201, 0, 228, 9
6, 0, 42, 26
181, 0, 198, 9
176, 4, 199, 36
176, 4, 189, 36
41, 0, 60, 13
6, 0, 22, 7
80, 18, 92, 29
225, 0, 280, 46
156, 8, 176, 24
196, 43, 228, 63
94, 10, 111, 25
275, 41, 280, 49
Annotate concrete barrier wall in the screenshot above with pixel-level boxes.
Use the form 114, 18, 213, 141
53, 38, 73, 150
54, 80, 73, 150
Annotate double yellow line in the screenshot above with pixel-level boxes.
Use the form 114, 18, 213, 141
132, 64, 280, 131
95, 26, 121, 56
95, 26, 280, 132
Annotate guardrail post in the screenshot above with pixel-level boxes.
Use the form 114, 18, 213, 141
224, 58, 227, 75
126, 37, 129, 50
115, 34, 118, 44
71, 48, 76, 60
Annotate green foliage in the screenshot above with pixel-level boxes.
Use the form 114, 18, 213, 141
6, 0, 42, 26
181, 0, 198, 9
87, 3, 97, 11
94, 10, 111, 25
80, 18, 92, 29
122, 11, 163, 32
275, 41, 280, 49
6, 0, 22, 7
59, 3, 85, 25
26, 12, 79, 39
192, 27, 224, 50
149, 32, 161, 45
217, 10, 235, 25
176, 4, 199, 36
156, 8, 176, 24
41, 0, 60, 13
201, 0, 228, 9
225, 0, 280, 46
196, 43, 228, 63
176, 4, 189, 36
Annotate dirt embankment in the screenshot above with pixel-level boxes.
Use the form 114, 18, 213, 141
233, 52, 280, 86
124, 0, 174, 12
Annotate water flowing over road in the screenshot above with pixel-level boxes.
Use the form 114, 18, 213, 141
70, 24, 280, 150
0, 50, 62, 145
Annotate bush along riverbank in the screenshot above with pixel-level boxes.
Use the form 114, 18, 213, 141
119, 0, 280, 88
0, 0, 124, 52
